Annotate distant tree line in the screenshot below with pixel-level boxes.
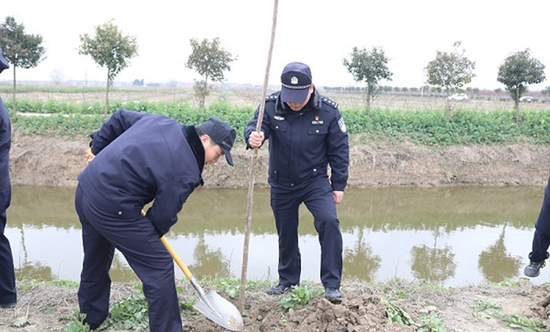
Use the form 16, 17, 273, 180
0, 16, 235, 114
0, 16, 547, 121
342, 41, 546, 121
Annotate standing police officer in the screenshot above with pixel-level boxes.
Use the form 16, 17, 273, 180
76, 110, 236, 331
245, 62, 349, 304
0, 52, 17, 309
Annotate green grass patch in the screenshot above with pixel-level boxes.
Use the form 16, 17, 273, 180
4, 98, 550, 146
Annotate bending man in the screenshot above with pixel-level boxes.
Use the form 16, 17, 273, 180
75, 110, 236, 331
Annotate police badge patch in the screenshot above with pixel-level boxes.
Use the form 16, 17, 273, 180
338, 117, 347, 133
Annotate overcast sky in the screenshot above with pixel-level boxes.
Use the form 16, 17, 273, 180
2, 0, 550, 90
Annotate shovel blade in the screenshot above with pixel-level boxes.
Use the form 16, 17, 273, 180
194, 290, 244, 331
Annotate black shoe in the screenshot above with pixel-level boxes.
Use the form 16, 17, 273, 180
325, 288, 342, 304
525, 261, 546, 277
266, 284, 291, 296
0, 302, 16, 309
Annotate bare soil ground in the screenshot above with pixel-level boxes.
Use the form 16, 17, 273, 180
9, 132, 550, 188
1, 279, 550, 332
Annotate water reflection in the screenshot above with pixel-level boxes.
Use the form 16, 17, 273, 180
478, 225, 523, 283
188, 236, 230, 279
5, 185, 544, 287
410, 230, 456, 282
343, 228, 381, 282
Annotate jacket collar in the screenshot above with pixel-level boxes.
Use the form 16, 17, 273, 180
181, 125, 205, 186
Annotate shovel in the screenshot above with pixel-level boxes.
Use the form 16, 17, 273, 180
141, 211, 244, 331
160, 236, 244, 331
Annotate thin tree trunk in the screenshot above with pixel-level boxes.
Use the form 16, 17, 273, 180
366, 97, 371, 116
104, 72, 110, 115
11, 66, 16, 118
364, 92, 371, 116
201, 77, 208, 109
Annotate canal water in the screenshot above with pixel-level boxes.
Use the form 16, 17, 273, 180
5, 185, 546, 287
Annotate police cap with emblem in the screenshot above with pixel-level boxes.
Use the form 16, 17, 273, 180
280, 62, 312, 103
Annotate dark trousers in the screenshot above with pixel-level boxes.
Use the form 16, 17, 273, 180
270, 177, 343, 289
530, 177, 550, 262
75, 185, 182, 332
0, 184, 16, 305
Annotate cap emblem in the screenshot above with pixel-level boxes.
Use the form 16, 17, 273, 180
291, 76, 299, 85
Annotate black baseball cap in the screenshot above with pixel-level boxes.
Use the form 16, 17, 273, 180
0, 53, 9, 74
280, 62, 312, 103
198, 117, 236, 166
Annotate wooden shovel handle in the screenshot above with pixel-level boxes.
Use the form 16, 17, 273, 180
140, 209, 193, 281
160, 236, 193, 281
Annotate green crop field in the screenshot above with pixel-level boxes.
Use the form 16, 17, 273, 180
2, 84, 550, 146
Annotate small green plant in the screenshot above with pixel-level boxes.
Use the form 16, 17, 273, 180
280, 312, 290, 324
391, 288, 408, 299
211, 278, 241, 299
471, 299, 548, 331
503, 314, 548, 332
417, 314, 449, 332
384, 300, 416, 326
201, 278, 271, 299
493, 278, 518, 287
10, 316, 30, 328
280, 285, 322, 309
471, 299, 503, 320
102, 293, 149, 331
63, 312, 90, 332
180, 298, 198, 316
17, 278, 43, 290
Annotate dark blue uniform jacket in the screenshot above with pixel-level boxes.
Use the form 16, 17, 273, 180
0, 97, 10, 188
78, 110, 204, 235
245, 90, 349, 191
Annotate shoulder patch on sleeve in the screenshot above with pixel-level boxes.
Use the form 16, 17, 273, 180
338, 117, 347, 133
321, 96, 339, 108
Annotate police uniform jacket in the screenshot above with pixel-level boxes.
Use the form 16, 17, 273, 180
0, 97, 10, 189
245, 90, 349, 191
78, 110, 204, 236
